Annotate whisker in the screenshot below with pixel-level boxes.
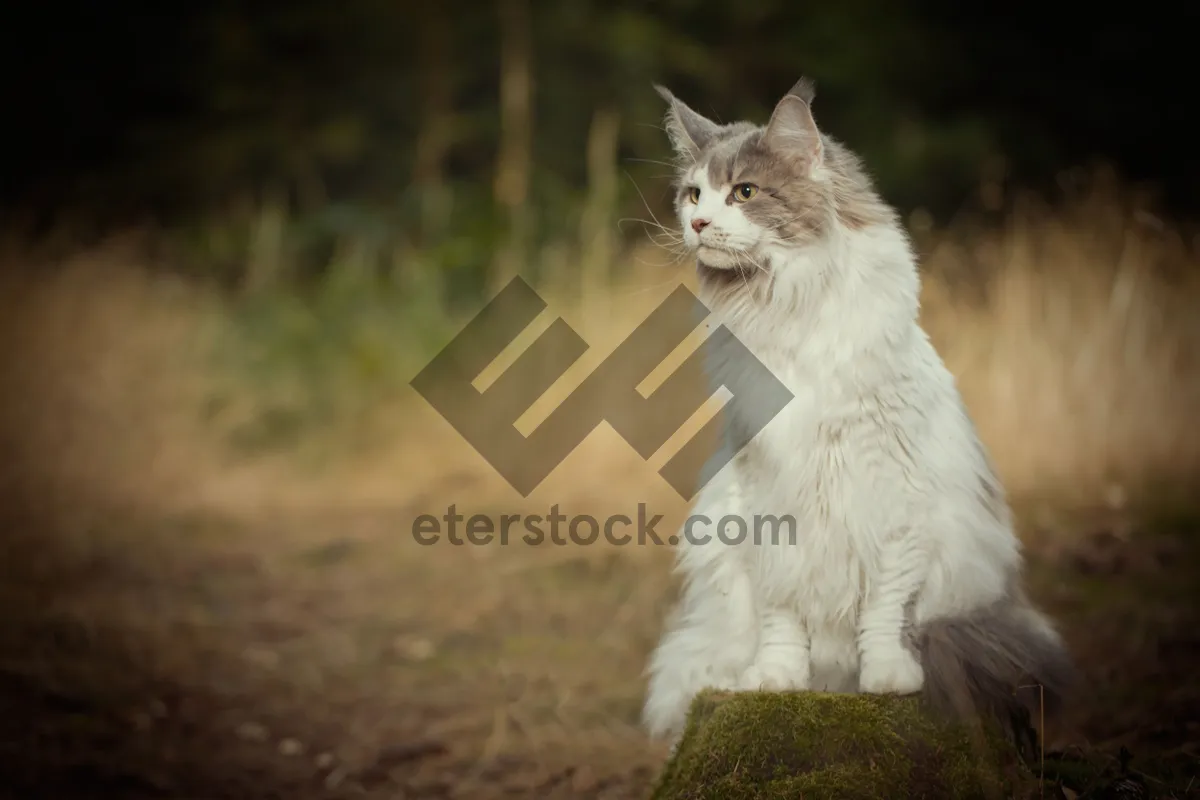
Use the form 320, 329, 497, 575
624, 157, 680, 170
623, 171, 676, 236
618, 216, 682, 237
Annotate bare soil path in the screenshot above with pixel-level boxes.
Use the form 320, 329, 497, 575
2, 438, 1198, 798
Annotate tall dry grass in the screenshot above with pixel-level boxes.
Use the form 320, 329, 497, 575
919, 172, 1200, 522
1, 172, 1198, 532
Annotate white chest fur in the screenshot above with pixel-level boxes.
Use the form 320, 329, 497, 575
724, 347, 927, 671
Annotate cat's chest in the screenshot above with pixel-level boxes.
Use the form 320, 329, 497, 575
733, 391, 909, 536
723, 344, 919, 523
747, 392, 863, 480
732, 407, 895, 615
733, 424, 879, 614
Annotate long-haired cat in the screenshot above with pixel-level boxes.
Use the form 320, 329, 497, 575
642, 77, 1075, 746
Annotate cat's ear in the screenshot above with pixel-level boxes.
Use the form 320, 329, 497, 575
763, 77, 823, 168
655, 84, 720, 161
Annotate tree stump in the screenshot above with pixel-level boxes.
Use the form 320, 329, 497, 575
650, 689, 1034, 800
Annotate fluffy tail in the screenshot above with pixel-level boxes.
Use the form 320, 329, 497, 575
916, 595, 1076, 750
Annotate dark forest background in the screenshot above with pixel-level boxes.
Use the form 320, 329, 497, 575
2, 1, 1196, 233
5, 1, 1197, 454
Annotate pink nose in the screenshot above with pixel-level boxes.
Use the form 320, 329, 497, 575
691, 218, 710, 233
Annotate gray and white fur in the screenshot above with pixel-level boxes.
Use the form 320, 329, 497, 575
642, 77, 1075, 747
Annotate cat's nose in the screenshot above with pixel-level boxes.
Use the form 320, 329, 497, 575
691, 218, 710, 233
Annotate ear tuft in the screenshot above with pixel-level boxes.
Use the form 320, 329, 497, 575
786, 76, 816, 106
655, 84, 721, 162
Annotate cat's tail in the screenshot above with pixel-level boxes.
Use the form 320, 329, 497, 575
916, 593, 1076, 738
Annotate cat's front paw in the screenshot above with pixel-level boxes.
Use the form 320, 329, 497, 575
738, 661, 810, 692
858, 649, 924, 696
705, 673, 744, 693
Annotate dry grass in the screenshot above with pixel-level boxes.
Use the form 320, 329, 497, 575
7, 173, 1195, 524
1, 176, 1199, 797
919, 173, 1200, 520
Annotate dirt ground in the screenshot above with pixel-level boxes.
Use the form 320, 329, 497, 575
3, 419, 1200, 799
0, 430, 676, 799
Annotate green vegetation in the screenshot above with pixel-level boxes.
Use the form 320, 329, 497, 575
196, 204, 460, 457
651, 690, 1026, 800
653, 690, 1200, 799
12, 2, 1197, 506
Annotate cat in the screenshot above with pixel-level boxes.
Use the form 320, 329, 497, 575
641, 77, 1075, 747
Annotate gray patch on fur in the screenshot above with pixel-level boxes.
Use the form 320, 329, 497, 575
914, 589, 1077, 749
659, 76, 897, 268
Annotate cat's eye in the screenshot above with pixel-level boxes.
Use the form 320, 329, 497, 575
732, 183, 759, 202
686, 186, 701, 204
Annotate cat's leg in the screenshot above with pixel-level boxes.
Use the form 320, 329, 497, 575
642, 555, 758, 742
857, 529, 928, 695
642, 472, 759, 743
739, 609, 810, 690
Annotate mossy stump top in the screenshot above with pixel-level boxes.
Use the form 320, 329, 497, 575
651, 690, 1031, 800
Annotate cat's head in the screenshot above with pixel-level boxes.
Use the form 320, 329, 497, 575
656, 78, 891, 297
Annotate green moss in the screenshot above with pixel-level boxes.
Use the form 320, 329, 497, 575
651, 690, 1031, 800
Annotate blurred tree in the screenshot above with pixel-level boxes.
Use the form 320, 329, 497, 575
492, 0, 535, 290
412, 2, 455, 244
2, 0, 1192, 258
